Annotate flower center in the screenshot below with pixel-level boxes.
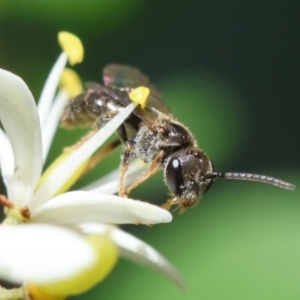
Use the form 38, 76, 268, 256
0, 194, 30, 222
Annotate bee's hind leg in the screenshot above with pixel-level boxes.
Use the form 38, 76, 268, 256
84, 139, 121, 174
63, 111, 118, 152
83, 115, 126, 173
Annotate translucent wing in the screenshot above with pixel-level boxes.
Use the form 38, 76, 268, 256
103, 64, 175, 119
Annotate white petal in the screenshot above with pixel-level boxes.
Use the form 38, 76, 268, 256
31, 103, 137, 209
0, 128, 14, 178
38, 52, 68, 128
42, 89, 69, 161
0, 68, 43, 206
32, 191, 172, 225
0, 224, 95, 285
82, 160, 148, 194
80, 224, 185, 290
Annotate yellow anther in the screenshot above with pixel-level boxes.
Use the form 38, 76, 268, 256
28, 234, 118, 298
60, 69, 83, 97
129, 86, 150, 109
58, 32, 84, 66
36, 149, 89, 196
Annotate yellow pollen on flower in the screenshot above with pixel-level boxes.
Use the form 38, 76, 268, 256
36, 149, 89, 196
4, 207, 29, 223
59, 68, 83, 98
28, 234, 119, 299
129, 86, 150, 109
58, 32, 84, 66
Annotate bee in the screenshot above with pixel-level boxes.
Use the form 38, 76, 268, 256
61, 64, 295, 211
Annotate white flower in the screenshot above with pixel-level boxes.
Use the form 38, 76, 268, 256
0, 32, 184, 299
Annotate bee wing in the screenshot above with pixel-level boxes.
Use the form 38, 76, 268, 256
103, 64, 175, 120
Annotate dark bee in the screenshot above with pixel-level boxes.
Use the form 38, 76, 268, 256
61, 64, 295, 211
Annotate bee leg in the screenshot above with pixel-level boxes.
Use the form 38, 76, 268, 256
161, 198, 178, 210
162, 198, 185, 214
116, 123, 128, 144
64, 111, 118, 152
119, 140, 136, 197
84, 139, 121, 174
82, 117, 126, 174
124, 150, 165, 195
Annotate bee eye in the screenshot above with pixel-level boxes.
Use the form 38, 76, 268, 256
165, 157, 184, 195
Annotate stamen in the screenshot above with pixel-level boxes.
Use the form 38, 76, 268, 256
41, 89, 69, 161
38, 33, 84, 130
20, 207, 30, 219
32, 103, 137, 209
59, 68, 83, 98
38, 52, 68, 128
0, 195, 14, 209
37, 149, 89, 197
58, 32, 84, 66
129, 86, 150, 109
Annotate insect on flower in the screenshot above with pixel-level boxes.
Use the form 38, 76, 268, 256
61, 64, 295, 211
0, 32, 184, 299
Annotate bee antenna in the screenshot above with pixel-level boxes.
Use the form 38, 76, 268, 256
207, 172, 295, 191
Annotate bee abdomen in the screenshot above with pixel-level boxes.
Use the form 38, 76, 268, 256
61, 90, 125, 129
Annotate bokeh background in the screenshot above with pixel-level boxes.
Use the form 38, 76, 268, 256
0, 1, 299, 299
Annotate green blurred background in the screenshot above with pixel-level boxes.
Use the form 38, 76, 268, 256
0, 1, 299, 299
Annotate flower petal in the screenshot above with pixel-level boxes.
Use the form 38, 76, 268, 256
0, 68, 43, 206
0, 128, 14, 179
32, 191, 172, 225
0, 224, 95, 285
80, 224, 185, 290
31, 103, 137, 209
82, 160, 148, 194
28, 233, 118, 298
116, 229, 185, 290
